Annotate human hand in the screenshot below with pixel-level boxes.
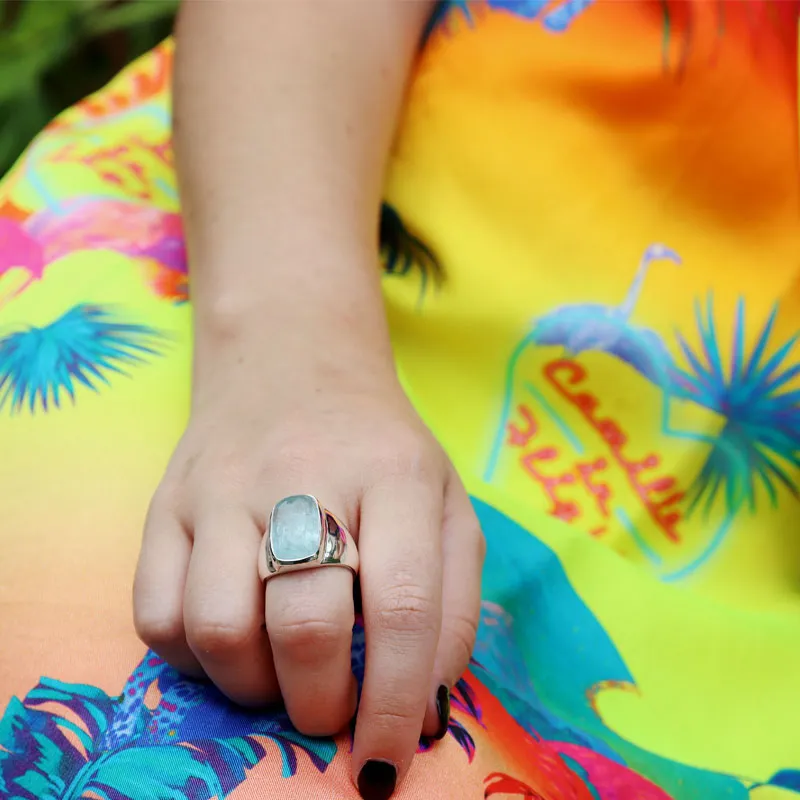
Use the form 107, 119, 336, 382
133, 352, 484, 798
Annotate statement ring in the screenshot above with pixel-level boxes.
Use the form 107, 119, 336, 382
258, 494, 358, 581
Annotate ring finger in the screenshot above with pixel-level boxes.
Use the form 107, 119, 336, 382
265, 495, 358, 736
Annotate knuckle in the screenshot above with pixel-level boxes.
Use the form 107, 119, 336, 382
379, 452, 437, 484
191, 469, 247, 507
167, 443, 251, 507
370, 435, 441, 484
373, 587, 438, 637
366, 701, 423, 732
186, 618, 257, 656
134, 611, 185, 650
269, 616, 350, 663
144, 487, 180, 527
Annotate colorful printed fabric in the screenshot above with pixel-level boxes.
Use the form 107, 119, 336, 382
2, 2, 800, 797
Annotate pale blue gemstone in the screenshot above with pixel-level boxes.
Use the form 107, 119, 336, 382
270, 495, 322, 562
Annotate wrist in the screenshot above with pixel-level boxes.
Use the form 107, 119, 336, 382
190, 275, 397, 401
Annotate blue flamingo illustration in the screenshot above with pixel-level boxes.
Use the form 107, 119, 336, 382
532, 244, 682, 386
485, 244, 682, 482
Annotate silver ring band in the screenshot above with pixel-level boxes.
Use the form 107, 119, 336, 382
258, 494, 359, 581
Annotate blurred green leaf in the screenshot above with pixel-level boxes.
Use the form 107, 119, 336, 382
87, 0, 178, 36
0, 0, 177, 176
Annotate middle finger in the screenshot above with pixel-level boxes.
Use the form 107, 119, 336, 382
352, 476, 443, 794
184, 504, 278, 706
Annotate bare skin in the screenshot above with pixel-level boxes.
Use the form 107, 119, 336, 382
132, 1, 484, 796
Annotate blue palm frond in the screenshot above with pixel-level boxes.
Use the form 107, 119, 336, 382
0, 656, 338, 800
418, 718, 477, 762
64, 746, 229, 800
451, 678, 485, 726
671, 295, 800, 513
266, 729, 337, 777
0, 304, 166, 414
0, 685, 114, 800
417, 678, 483, 762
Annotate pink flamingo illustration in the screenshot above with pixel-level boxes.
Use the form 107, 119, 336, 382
0, 197, 187, 309
0, 217, 44, 303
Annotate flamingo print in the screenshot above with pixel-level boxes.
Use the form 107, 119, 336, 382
531, 244, 681, 385
0, 197, 187, 309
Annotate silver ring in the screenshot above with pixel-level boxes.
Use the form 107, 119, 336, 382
258, 494, 359, 581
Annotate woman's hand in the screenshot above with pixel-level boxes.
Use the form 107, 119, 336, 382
154, 2, 454, 794
133, 352, 484, 797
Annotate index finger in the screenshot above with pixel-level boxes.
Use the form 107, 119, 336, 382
352, 474, 443, 799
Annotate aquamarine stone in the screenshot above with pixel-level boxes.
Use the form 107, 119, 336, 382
270, 495, 322, 562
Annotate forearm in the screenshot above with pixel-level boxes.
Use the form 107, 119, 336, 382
172, 0, 433, 389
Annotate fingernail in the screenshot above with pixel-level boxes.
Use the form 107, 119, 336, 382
357, 759, 397, 800
434, 684, 450, 740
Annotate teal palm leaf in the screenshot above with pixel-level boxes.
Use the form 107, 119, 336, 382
62, 747, 229, 800
0, 655, 337, 800
0, 304, 165, 414
671, 296, 800, 513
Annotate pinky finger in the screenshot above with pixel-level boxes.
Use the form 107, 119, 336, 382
133, 501, 203, 676
422, 470, 484, 739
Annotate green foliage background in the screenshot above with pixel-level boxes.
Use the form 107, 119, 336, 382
0, 0, 178, 177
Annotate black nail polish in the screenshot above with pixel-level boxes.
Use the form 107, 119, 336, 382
434, 684, 450, 740
357, 760, 397, 800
